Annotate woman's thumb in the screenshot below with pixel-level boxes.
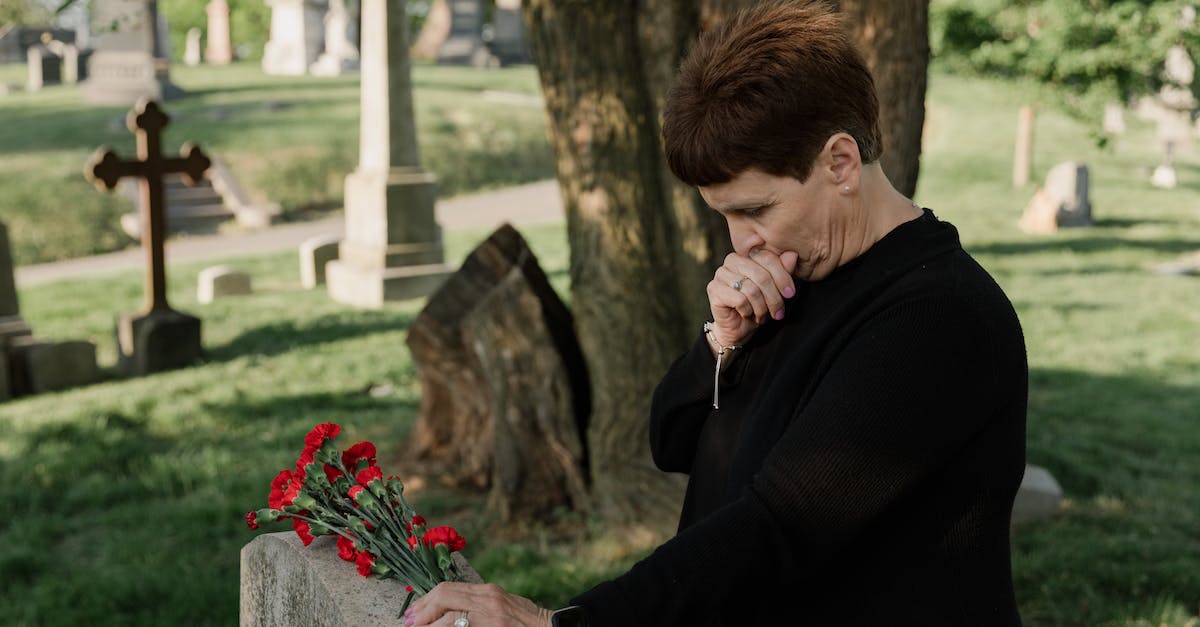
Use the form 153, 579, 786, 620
780, 251, 800, 274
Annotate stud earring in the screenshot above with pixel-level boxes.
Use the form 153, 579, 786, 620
842, 185, 850, 193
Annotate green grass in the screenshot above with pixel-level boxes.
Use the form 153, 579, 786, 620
1, 66, 1198, 625
0, 60, 553, 266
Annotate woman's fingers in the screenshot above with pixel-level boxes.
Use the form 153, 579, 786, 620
406, 582, 549, 627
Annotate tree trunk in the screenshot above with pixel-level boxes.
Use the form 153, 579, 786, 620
521, 0, 928, 526
837, 0, 930, 198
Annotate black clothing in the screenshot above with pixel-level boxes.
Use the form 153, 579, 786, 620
571, 210, 1027, 625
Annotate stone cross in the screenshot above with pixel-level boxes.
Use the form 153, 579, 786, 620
86, 99, 211, 315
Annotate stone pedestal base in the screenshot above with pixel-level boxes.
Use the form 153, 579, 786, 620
326, 261, 454, 308
116, 308, 203, 376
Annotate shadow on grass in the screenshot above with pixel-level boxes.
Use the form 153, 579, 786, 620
199, 389, 419, 426
206, 311, 416, 363
1026, 367, 1200, 502
968, 236, 1200, 257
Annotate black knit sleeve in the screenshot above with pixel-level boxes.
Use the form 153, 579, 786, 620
571, 294, 1013, 625
647, 332, 718, 474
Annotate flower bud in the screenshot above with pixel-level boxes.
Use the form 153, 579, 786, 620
291, 493, 318, 511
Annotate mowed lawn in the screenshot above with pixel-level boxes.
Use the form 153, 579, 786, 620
1, 65, 1199, 625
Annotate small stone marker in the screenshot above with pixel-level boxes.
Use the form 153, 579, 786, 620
299, 234, 341, 289
1102, 103, 1126, 135
1019, 161, 1092, 234
1012, 464, 1063, 525
197, 265, 251, 303
184, 28, 203, 66
19, 339, 100, 394
85, 99, 210, 375
241, 532, 483, 627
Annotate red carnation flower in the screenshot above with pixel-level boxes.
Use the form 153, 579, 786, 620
348, 485, 364, 500
406, 585, 414, 593
337, 535, 357, 562
305, 422, 342, 452
324, 464, 344, 483
342, 441, 377, 471
294, 449, 315, 476
356, 466, 383, 487
421, 526, 466, 552
355, 550, 375, 577
268, 469, 293, 510
407, 535, 418, 549
244, 511, 259, 530
405, 515, 427, 534
281, 476, 303, 507
293, 518, 315, 546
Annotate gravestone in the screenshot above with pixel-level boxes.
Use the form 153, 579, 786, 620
326, 0, 454, 307
26, 43, 62, 91
1019, 161, 1093, 234
1151, 45, 1196, 189
197, 265, 251, 303
1102, 103, 1126, 135
437, 0, 493, 67
1012, 464, 1062, 525
489, 0, 530, 65
85, 100, 210, 375
241, 532, 483, 626
262, 0, 326, 76
0, 222, 32, 352
19, 340, 100, 394
300, 234, 341, 288
82, 0, 181, 105
205, 0, 234, 65
311, 0, 360, 76
184, 27, 202, 66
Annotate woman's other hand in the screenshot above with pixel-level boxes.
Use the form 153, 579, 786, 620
404, 582, 552, 627
706, 249, 799, 348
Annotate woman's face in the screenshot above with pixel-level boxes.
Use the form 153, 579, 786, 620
699, 167, 853, 282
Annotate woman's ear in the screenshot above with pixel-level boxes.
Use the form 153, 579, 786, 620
822, 133, 862, 190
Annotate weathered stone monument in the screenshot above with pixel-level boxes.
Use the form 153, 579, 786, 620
0, 222, 99, 400
205, 0, 234, 65
241, 532, 482, 626
197, 265, 251, 303
1019, 161, 1093, 234
326, 0, 454, 307
85, 100, 210, 375
310, 0, 360, 76
437, 0, 494, 67
82, 0, 180, 105
262, 0, 326, 76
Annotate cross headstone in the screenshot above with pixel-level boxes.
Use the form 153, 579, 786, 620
205, 0, 233, 65
82, 0, 181, 105
325, 0, 454, 307
85, 99, 209, 375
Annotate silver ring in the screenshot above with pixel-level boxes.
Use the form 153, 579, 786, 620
732, 278, 744, 291
454, 611, 469, 627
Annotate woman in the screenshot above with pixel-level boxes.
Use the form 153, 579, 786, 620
407, 3, 1027, 626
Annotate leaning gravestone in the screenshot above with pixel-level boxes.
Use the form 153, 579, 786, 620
85, 100, 210, 375
82, 0, 181, 105
241, 532, 483, 626
1019, 161, 1092, 234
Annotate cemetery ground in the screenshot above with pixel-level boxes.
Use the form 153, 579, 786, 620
0, 60, 553, 266
2, 66, 1199, 625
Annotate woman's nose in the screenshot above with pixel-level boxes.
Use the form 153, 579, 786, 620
728, 220, 762, 255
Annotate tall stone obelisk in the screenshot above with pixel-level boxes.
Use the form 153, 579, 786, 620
326, 0, 453, 308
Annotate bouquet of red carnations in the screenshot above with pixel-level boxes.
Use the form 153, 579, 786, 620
245, 422, 466, 609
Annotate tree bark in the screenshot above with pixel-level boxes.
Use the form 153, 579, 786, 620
837, 0, 930, 198
520, 0, 928, 526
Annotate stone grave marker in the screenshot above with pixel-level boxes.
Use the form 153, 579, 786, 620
490, 0, 530, 65
437, 0, 493, 67
1102, 103, 1126, 135
1019, 161, 1093, 234
197, 265, 251, 303
26, 41, 62, 92
184, 27, 202, 66
326, 0, 454, 307
311, 0, 360, 76
85, 99, 210, 375
21, 340, 100, 394
300, 234, 341, 288
0, 222, 31, 401
1152, 45, 1196, 189
82, 0, 181, 105
241, 532, 483, 626
1012, 464, 1063, 525
262, 0, 326, 76
205, 0, 233, 65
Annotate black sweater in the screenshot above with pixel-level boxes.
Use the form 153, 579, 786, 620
571, 210, 1027, 626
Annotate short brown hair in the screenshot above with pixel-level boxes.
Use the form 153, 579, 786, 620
663, 1, 882, 186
